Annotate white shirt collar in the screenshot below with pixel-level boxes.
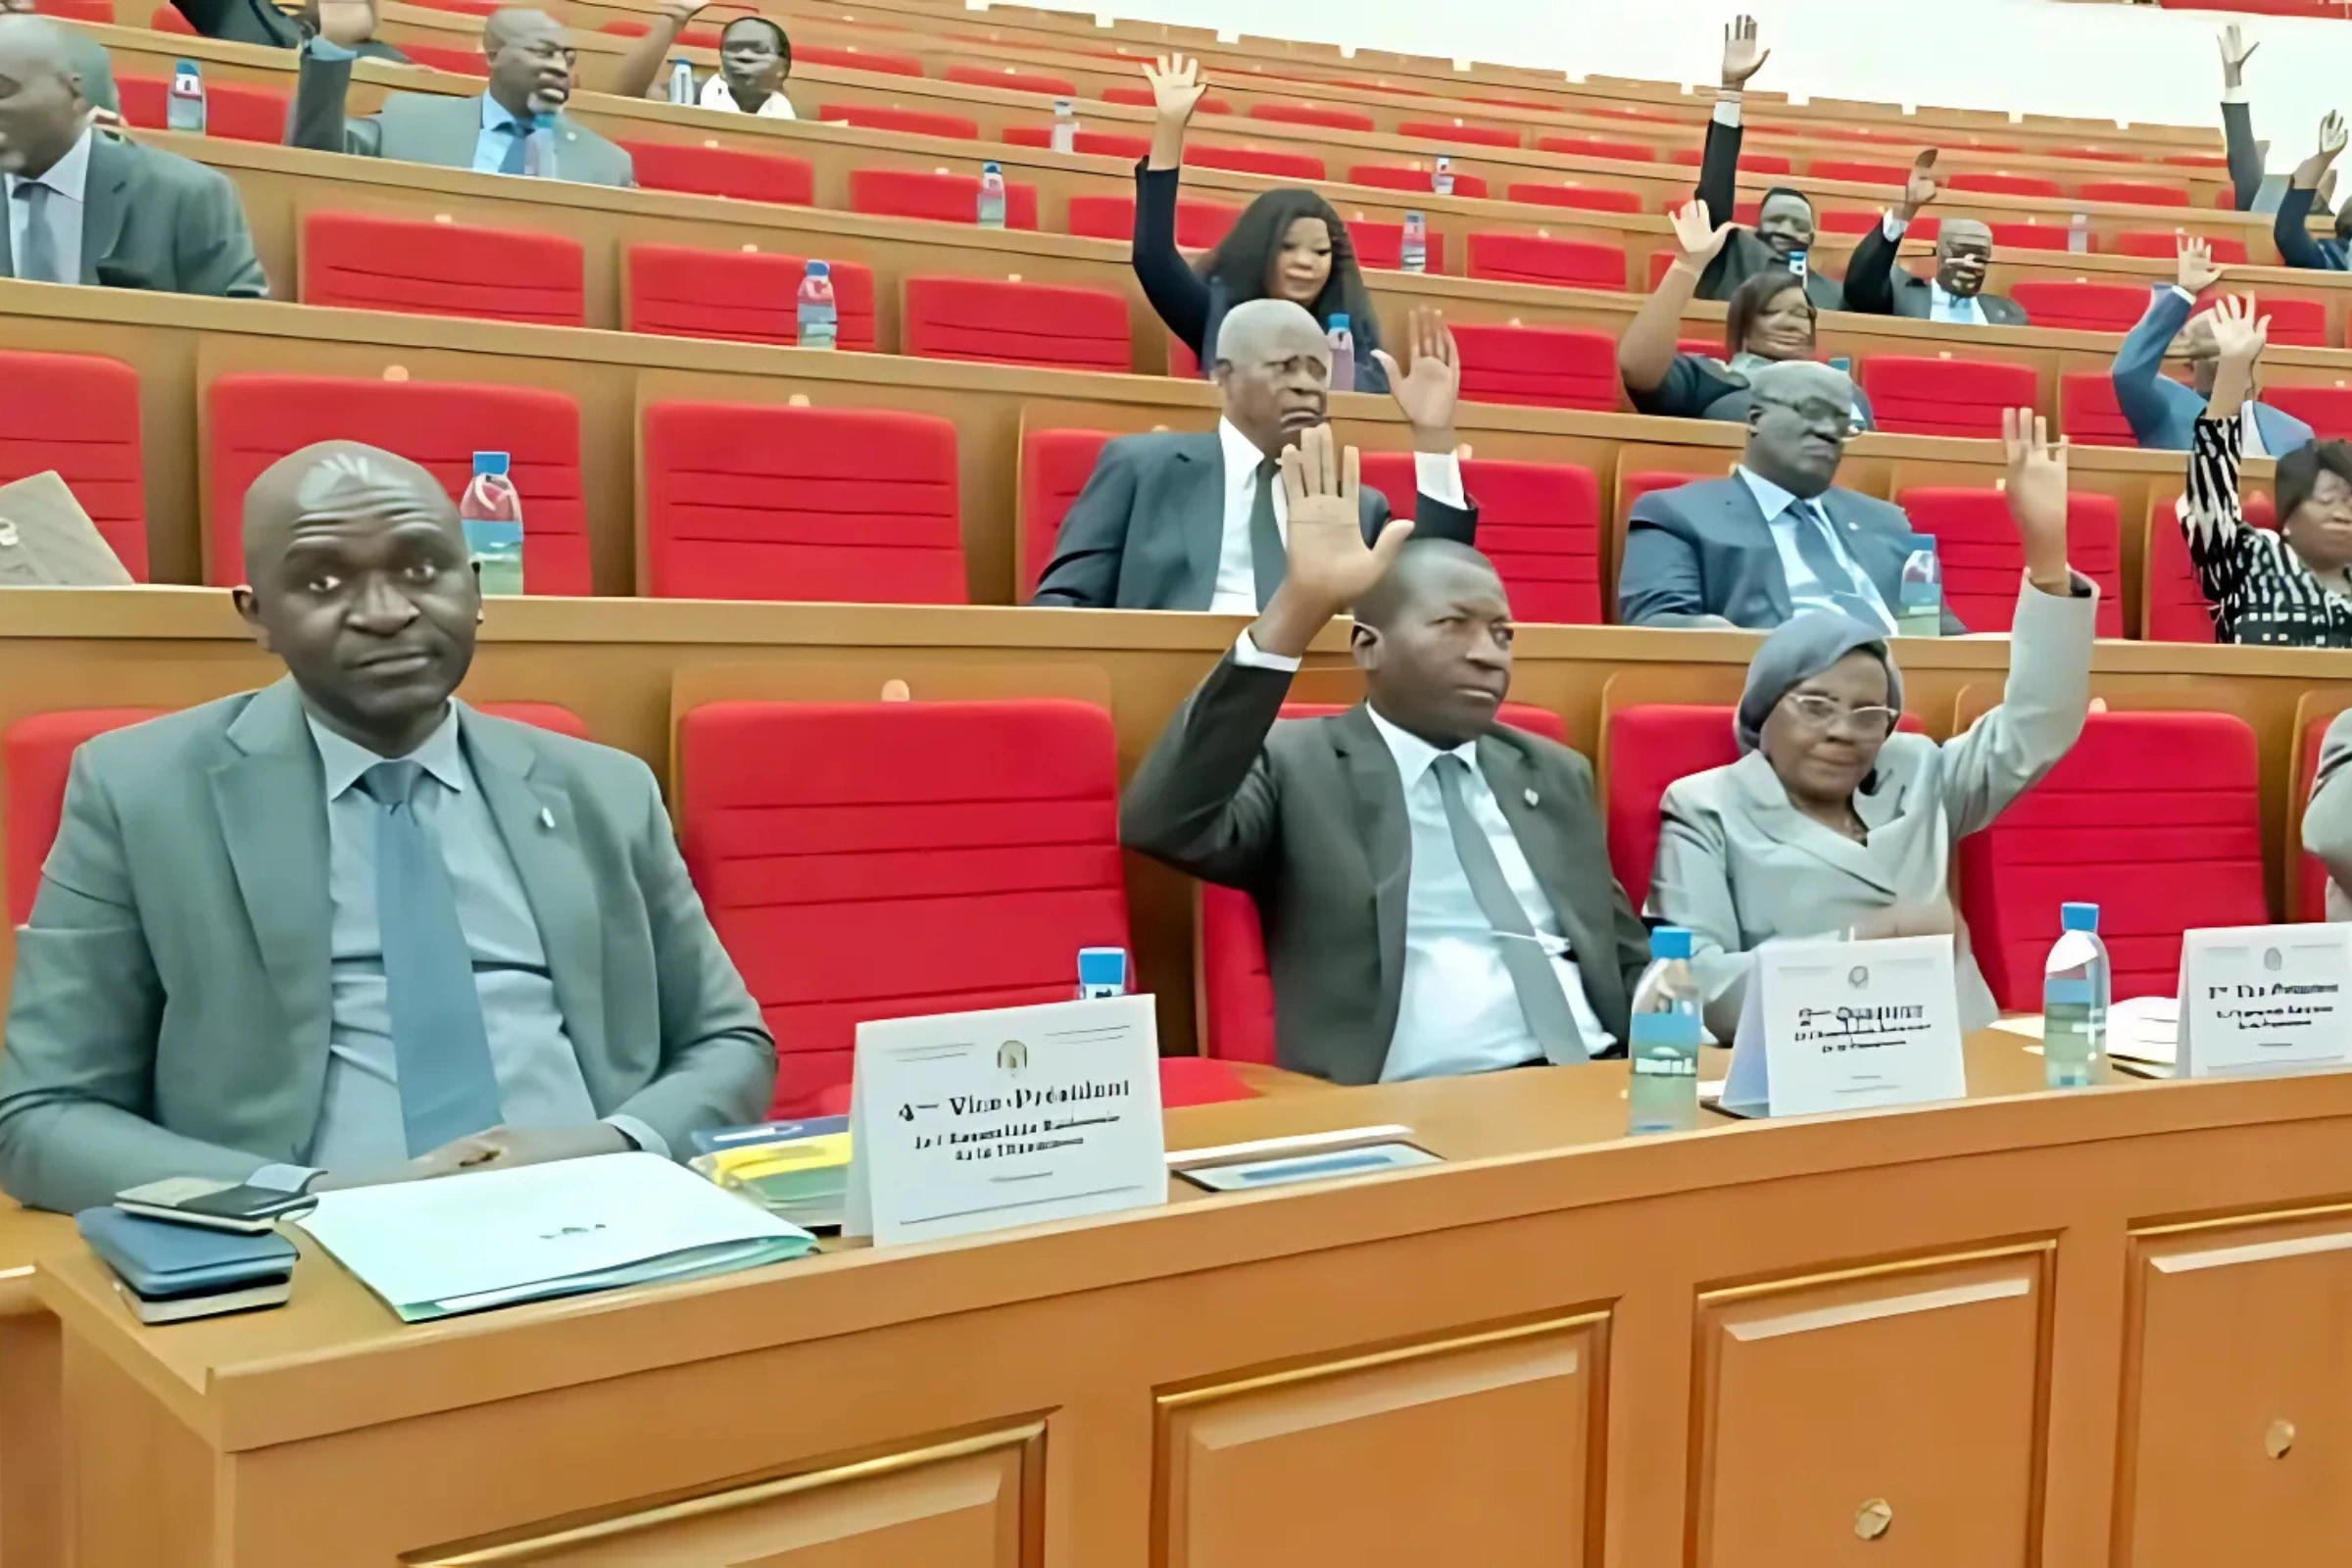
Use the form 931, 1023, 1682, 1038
1217, 417, 1275, 493
1928, 279, 1982, 318
306, 701, 469, 801
698, 74, 792, 116
1735, 464, 1807, 521
9, 124, 94, 202
1364, 703, 1478, 792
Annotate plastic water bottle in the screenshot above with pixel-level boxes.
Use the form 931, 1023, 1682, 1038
1400, 210, 1427, 274
1051, 98, 1077, 153
2068, 212, 2089, 255
977, 161, 1007, 227
1628, 926, 1703, 1135
520, 115, 558, 179
1896, 535, 1942, 637
1431, 155, 1454, 196
666, 59, 695, 105
1786, 246, 1809, 280
2043, 903, 2110, 1089
796, 260, 838, 350
166, 59, 206, 134
459, 453, 525, 597
1326, 314, 1355, 392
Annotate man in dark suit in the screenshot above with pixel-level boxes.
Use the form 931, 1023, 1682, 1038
1619, 362, 1967, 633
2272, 110, 2352, 272
166, 0, 407, 62
1841, 154, 2027, 327
1690, 15, 1842, 313
1122, 425, 1647, 1084
1032, 301, 1478, 611
0, 17, 267, 297
2216, 23, 2330, 218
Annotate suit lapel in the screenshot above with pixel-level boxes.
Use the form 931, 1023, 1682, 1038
1328, 707, 1410, 1008
78, 134, 129, 287
1725, 478, 1796, 620
210, 680, 333, 1049
1727, 750, 1903, 897
1170, 432, 1230, 610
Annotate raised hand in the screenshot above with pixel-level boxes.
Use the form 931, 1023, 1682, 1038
1275, 425, 1413, 620
2325, 111, 2348, 158
2210, 293, 2270, 365
2000, 407, 2072, 589
657, 0, 711, 23
1667, 199, 1735, 270
1899, 150, 1940, 220
2297, 112, 2347, 188
2176, 233, 2227, 295
2218, 23, 2258, 89
1720, 14, 1769, 89
1143, 53, 1208, 123
1370, 308, 1460, 449
316, 0, 378, 47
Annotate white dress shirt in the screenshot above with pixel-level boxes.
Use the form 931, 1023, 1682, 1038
1734, 465, 1897, 630
1207, 417, 1467, 614
1877, 213, 1987, 325
1229, 633, 1617, 1078
4, 125, 92, 285
699, 74, 796, 118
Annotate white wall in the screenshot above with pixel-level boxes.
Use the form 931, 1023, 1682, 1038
1045, 0, 2352, 175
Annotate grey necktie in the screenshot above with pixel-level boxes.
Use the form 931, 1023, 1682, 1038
1430, 754, 1587, 1064
1788, 499, 1891, 630
1249, 457, 1285, 610
13, 181, 59, 284
497, 120, 532, 175
357, 760, 505, 1154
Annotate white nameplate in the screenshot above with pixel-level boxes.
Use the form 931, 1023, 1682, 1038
843, 995, 1166, 1246
2178, 924, 2352, 1078
1724, 934, 1968, 1117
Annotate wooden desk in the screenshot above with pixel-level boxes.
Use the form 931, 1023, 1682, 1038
0, 1202, 76, 1568
36, 1034, 2352, 1566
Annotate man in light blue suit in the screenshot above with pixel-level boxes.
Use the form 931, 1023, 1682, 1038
2112, 236, 2313, 457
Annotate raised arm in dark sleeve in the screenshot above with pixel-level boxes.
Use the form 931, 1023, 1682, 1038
1692, 113, 1743, 300
1839, 216, 1902, 316
2224, 98, 2265, 212
1131, 160, 1212, 358
2275, 183, 2337, 270
1119, 651, 1291, 891
285, 40, 382, 158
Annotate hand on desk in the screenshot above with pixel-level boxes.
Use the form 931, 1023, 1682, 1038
312, 1124, 631, 1192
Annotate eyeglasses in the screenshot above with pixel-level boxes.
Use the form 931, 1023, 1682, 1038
1780, 693, 1898, 739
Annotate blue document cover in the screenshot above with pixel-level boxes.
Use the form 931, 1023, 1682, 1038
77, 1207, 297, 1299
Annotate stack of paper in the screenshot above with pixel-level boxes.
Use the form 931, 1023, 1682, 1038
2107, 996, 2180, 1077
690, 1116, 852, 1232
294, 1152, 815, 1322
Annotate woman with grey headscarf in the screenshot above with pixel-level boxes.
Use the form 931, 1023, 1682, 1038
1647, 412, 2098, 1038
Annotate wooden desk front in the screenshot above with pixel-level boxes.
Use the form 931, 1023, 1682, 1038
33, 1035, 2352, 1566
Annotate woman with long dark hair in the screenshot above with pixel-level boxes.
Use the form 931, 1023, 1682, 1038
1129, 54, 1387, 391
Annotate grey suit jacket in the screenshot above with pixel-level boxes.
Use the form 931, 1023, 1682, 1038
2303, 710, 2352, 921
1650, 578, 2097, 1039
0, 131, 266, 299
1031, 430, 1478, 611
1121, 653, 1650, 1084
0, 682, 775, 1213
1619, 475, 1967, 634
286, 46, 635, 188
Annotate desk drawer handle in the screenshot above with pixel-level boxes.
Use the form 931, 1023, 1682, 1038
1855, 1498, 1893, 1540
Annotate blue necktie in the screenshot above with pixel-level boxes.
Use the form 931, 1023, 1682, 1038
1790, 500, 1892, 630
497, 120, 531, 175
358, 760, 505, 1155
12, 181, 59, 284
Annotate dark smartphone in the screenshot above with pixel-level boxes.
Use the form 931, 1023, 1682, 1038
117, 1184, 317, 1233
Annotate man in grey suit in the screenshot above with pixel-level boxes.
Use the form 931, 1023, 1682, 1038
1031, 301, 1478, 611
1618, 362, 1967, 634
1122, 426, 1649, 1085
1840, 155, 2029, 328
0, 441, 774, 1214
0, 18, 266, 297
288, 2, 634, 188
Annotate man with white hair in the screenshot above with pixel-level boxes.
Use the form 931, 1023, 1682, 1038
1031, 301, 1478, 612
2112, 235, 2312, 456
1839, 154, 2027, 328
1618, 361, 1966, 633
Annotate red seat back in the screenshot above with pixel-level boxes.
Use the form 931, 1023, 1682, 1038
847, 167, 1038, 228
1465, 231, 1629, 291
1665, 147, 1791, 174
2261, 383, 2352, 438
678, 699, 1129, 1113
641, 402, 963, 605
1398, 120, 1520, 148
1102, 84, 1232, 115
1860, 356, 2037, 438
204, 375, 587, 593
1249, 102, 1375, 131
33, 0, 110, 18
1893, 488, 2126, 637
1948, 172, 2064, 198
2007, 280, 2155, 334
794, 43, 924, 76
617, 140, 813, 206
115, 75, 288, 142
1534, 135, 1654, 162
1960, 710, 2269, 1007
299, 212, 585, 327
1019, 427, 1113, 596
901, 276, 1131, 371
1805, 159, 1910, 185
1817, 209, 1939, 242
1184, 143, 1326, 179
1988, 220, 2079, 252
2141, 486, 2282, 645
819, 103, 979, 140
2247, 294, 2329, 349
942, 62, 1076, 97
999, 124, 1152, 160
2058, 371, 2140, 448
1066, 193, 1239, 249
1506, 182, 1644, 215
1604, 705, 1739, 906
1348, 220, 1446, 274
1448, 323, 1622, 412
622, 246, 878, 350
398, 42, 488, 75
2077, 180, 2189, 208
1357, 455, 1602, 624
0, 351, 146, 580
147, 2, 197, 29
1347, 163, 1490, 199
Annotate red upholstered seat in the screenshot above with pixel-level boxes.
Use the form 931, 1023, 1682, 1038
116, 75, 289, 142
1465, 231, 1629, 290
1892, 488, 2126, 637
1184, 143, 1326, 179
1805, 159, 1910, 185
2113, 231, 2246, 265
623, 246, 879, 350
1348, 220, 1447, 274
641, 402, 963, 604
616, 140, 814, 205
943, 63, 1076, 97
1102, 84, 1232, 115
1948, 172, 2065, 198
2058, 372, 2141, 448
2143, 487, 2275, 644
1603, 705, 1738, 906
1065, 193, 1240, 249
299, 212, 585, 327
1019, 427, 1113, 596
204, 375, 588, 593
1398, 120, 1520, 148
2261, 384, 2352, 439
2006, 280, 2155, 334
901, 276, 1131, 372
793, 43, 924, 75
1249, 102, 1375, 132
678, 699, 1129, 1114
847, 167, 1038, 227
1860, 356, 2036, 438
999, 125, 1152, 160
1959, 710, 2269, 1007
397, 42, 488, 75
819, 103, 979, 140
2246, 295, 2329, 348
1447, 323, 1622, 412
1988, 220, 2079, 252
1348, 164, 1490, 199
1817, 209, 1938, 242
147, 2, 197, 28
0, 351, 146, 580
1506, 182, 1644, 215
1199, 702, 1567, 1063
598, 17, 717, 45
1357, 454, 1602, 624
33, 0, 110, 18
2077, 180, 2189, 208
1534, 135, 1654, 162
4, 702, 583, 924
2300, 710, 2334, 921
1665, 147, 1792, 174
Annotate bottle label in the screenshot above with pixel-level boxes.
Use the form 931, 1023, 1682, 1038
464, 520, 524, 596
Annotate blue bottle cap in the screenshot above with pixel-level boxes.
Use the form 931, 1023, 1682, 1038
173, 58, 200, 73
471, 452, 511, 477
1329, 314, 1349, 330
806, 259, 829, 276
2061, 902, 2099, 932
1908, 533, 1938, 555
1650, 925, 1692, 960
981, 161, 1002, 174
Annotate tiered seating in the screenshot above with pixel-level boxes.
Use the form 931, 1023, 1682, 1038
622, 248, 881, 350
1448, 323, 1622, 410
1357, 454, 1604, 623
300, 214, 588, 327
0, 351, 145, 580
900, 276, 1133, 370
849, 167, 1041, 227
1861, 358, 2037, 438
1892, 489, 2127, 637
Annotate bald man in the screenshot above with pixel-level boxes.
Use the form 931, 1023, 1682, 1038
288, 3, 633, 187
0, 0, 119, 115
2112, 236, 2313, 455
1840, 156, 2028, 327
1032, 300, 1478, 612
0, 16, 264, 295
0, 441, 772, 1214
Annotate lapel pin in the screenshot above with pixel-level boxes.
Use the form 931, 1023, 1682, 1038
539, 807, 556, 829
1524, 788, 1540, 807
